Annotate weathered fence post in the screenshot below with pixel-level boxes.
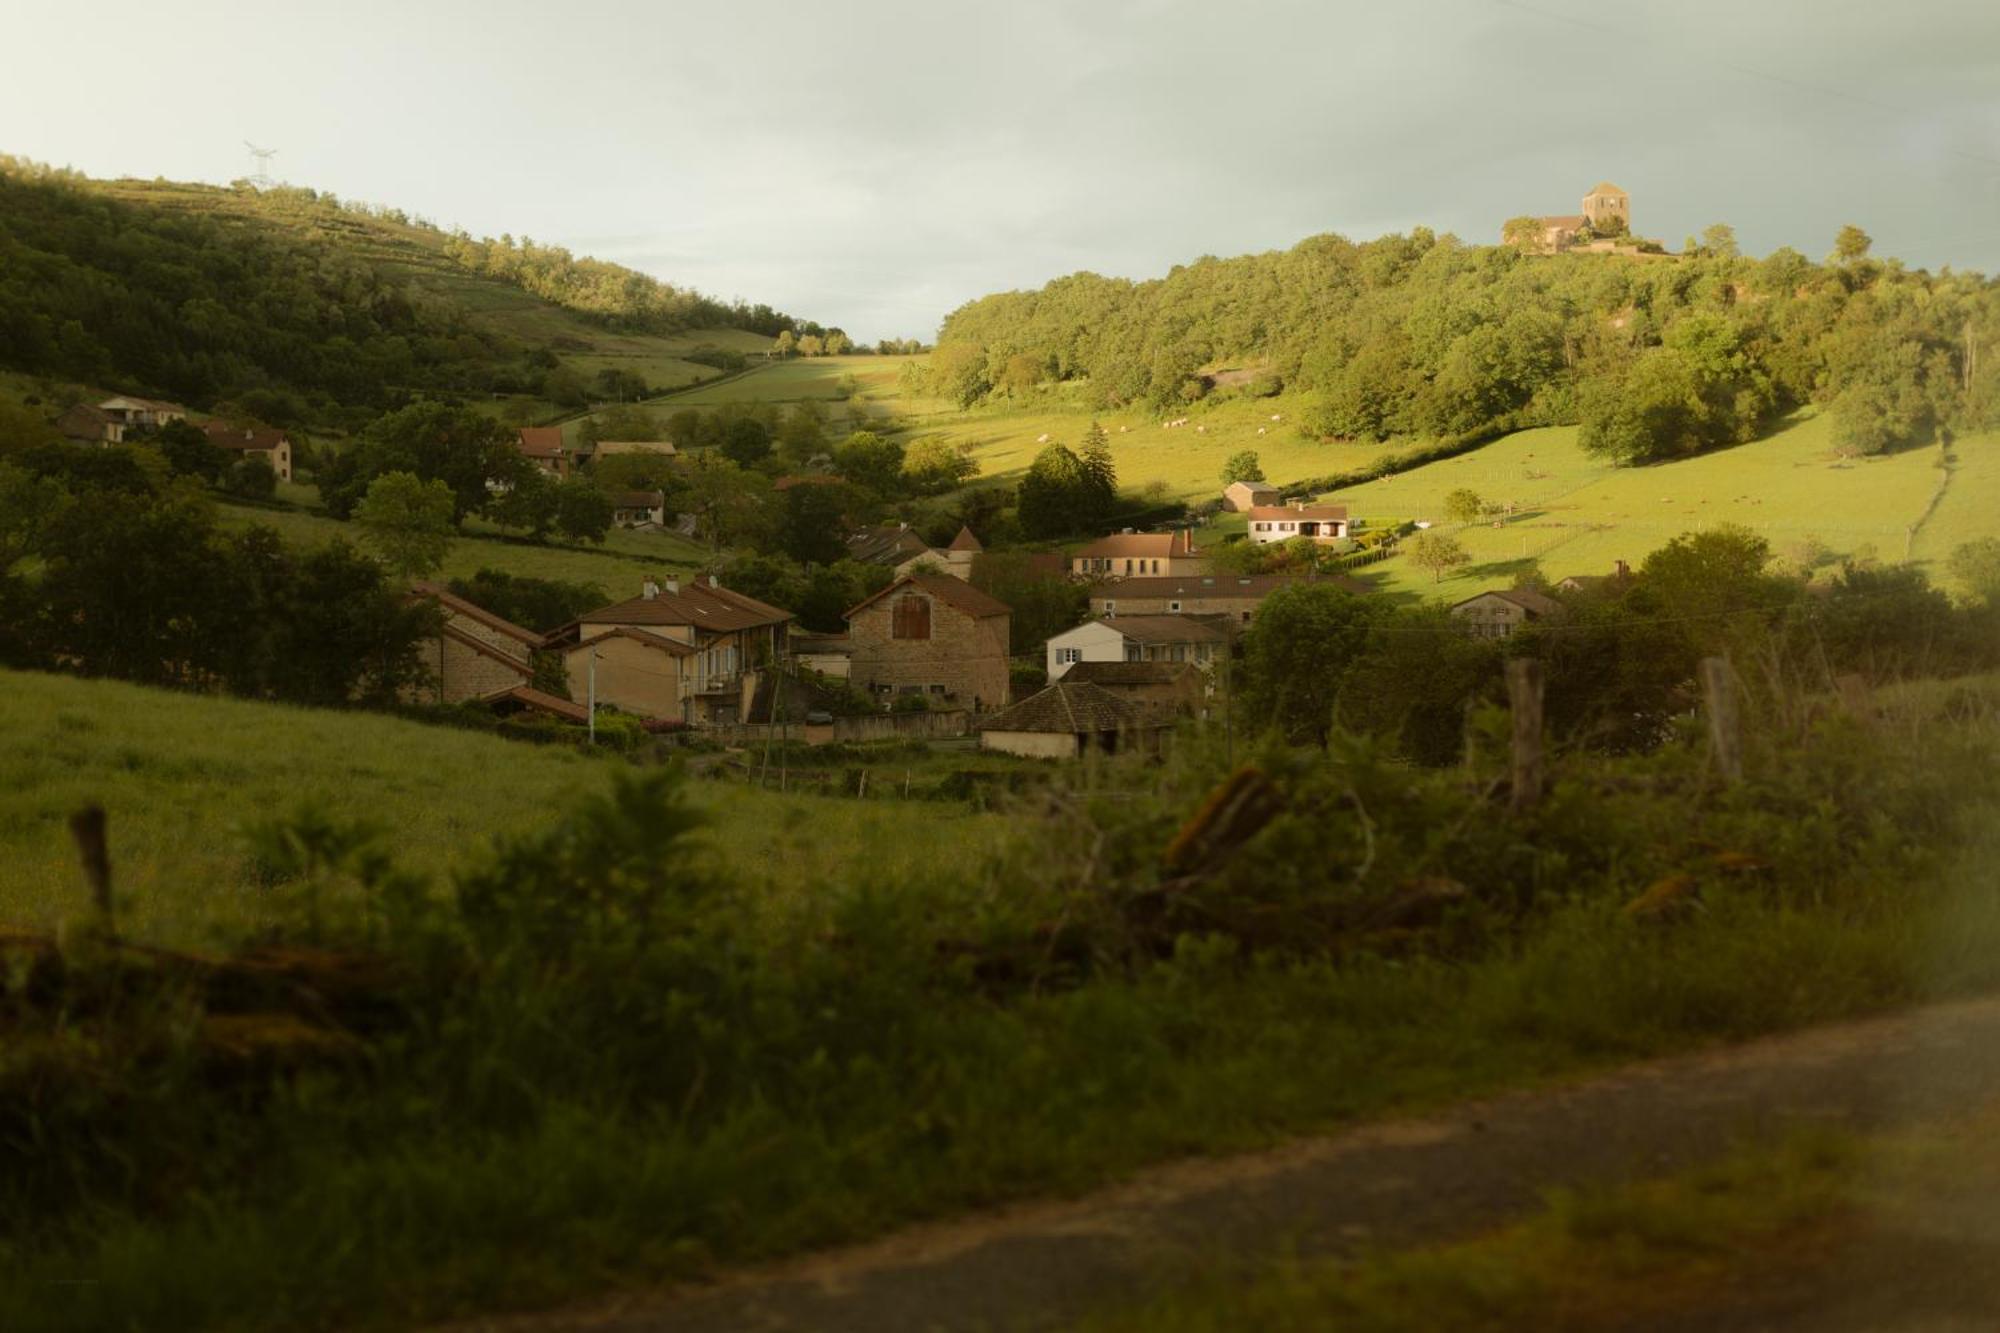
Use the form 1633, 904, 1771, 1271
1506, 658, 1544, 814
1700, 656, 1743, 784
69, 804, 114, 935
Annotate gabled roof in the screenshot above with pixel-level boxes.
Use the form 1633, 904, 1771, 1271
575, 579, 793, 635
99, 395, 184, 413
1539, 215, 1587, 230
410, 583, 545, 647
612, 490, 665, 508
1062, 660, 1200, 687
1224, 479, 1279, 494
573, 626, 698, 657
1453, 587, 1562, 618
439, 621, 535, 675
947, 525, 984, 553
57, 404, 117, 438
200, 422, 291, 452
847, 525, 936, 565
593, 440, 677, 456
1090, 573, 1368, 601
1072, 530, 1200, 560
516, 426, 567, 458
1247, 504, 1348, 522
480, 684, 589, 723
976, 681, 1153, 735
845, 572, 1011, 622
1090, 614, 1227, 645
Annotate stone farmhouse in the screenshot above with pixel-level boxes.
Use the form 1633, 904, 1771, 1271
1247, 502, 1350, 547
1222, 480, 1280, 512
515, 426, 577, 478
551, 575, 793, 726
1069, 528, 1207, 579
845, 523, 981, 581
97, 395, 186, 431
1450, 587, 1562, 639
976, 680, 1169, 760
1060, 660, 1205, 715
611, 490, 667, 528
57, 404, 125, 444
1045, 614, 1226, 681
200, 423, 294, 483
407, 584, 543, 705
844, 573, 1012, 712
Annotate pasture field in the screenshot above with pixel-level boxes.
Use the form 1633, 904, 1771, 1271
215, 492, 711, 590
0, 670, 1009, 944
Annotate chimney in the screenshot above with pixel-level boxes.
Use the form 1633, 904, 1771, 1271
665, 576, 679, 595
641, 580, 659, 599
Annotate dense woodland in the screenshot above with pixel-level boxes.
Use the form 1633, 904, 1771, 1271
0, 159, 802, 418
930, 226, 2000, 464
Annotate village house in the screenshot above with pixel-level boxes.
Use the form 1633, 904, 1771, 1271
199, 423, 294, 483
57, 404, 124, 444
1222, 479, 1280, 512
96, 395, 186, 431
845, 573, 1011, 712
975, 680, 1169, 760
1059, 660, 1205, 715
1247, 501, 1350, 546
1089, 573, 1367, 625
847, 523, 946, 578
515, 426, 575, 478
482, 685, 589, 726
551, 576, 793, 726
1045, 614, 1226, 680
1557, 561, 1633, 595
1450, 587, 1563, 639
407, 584, 543, 705
790, 630, 853, 680
1070, 528, 1207, 578
610, 490, 667, 528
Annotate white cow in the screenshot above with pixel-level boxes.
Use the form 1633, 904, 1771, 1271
1036, 433, 1051, 444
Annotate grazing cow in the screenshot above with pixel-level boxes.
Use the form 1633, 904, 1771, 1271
1270, 413, 1283, 422
1036, 433, 1051, 444
1256, 427, 1266, 435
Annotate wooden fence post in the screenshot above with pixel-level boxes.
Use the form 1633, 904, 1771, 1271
69, 804, 114, 935
1506, 658, 1544, 814
1700, 656, 1743, 784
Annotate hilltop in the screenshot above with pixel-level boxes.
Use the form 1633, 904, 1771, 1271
0, 157, 815, 427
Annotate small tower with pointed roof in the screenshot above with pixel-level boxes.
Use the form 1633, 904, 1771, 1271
944, 525, 983, 579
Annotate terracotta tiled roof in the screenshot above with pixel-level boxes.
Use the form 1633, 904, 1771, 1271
1540, 215, 1587, 231
976, 681, 1153, 735
845, 573, 1011, 622
1072, 530, 1199, 560
1247, 504, 1348, 522
577, 580, 793, 634
1090, 573, 1367, 601
411, 583, 545, 647
1062, 660, 1199, 687
57, 404, 117, 439
199, 422, 290, 452
1097, 614, 1227, 645
480, 684, 588, 723
574, 626, 698, 657
947, 525, 984, 553
612, 490, 665, 509
516, 426, 566, 458
1455, 588, 1562, 618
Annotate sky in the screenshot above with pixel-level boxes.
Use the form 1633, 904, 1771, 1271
5, 0, 1997, 342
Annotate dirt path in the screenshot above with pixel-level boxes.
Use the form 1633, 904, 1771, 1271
449, 995, 2000, 1333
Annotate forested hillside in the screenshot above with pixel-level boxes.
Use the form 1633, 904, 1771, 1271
930, 227, 2000, 464
0, 157, 805, 422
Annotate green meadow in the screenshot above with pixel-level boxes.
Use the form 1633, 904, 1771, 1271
0, 670, 1008, 945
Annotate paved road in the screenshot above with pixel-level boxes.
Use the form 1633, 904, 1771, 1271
450, 996, 2000, 1333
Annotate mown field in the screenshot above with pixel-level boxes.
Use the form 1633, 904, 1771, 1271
0, 670, 1009, 945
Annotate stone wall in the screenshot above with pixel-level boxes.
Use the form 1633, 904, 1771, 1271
848, 591, 1011, 712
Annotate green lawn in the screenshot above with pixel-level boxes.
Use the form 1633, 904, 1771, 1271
0, 670, 1008, 944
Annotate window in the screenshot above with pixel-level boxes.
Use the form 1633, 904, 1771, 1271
1169, 601, 1182, 612
1125, 643, 1142, 662
929, 684, 947, 695
1055, 647, 1082, 664
891, 594, 931, 640
1103, 601, 1116, 616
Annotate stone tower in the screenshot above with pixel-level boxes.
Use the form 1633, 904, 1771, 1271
1582, 182, 1630, 232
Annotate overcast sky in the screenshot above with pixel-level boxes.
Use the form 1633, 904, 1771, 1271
6, 1, 1997, 341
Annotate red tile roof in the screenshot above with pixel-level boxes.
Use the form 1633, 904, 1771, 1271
480, 684, 588, 723
1096, 614, 1227, 645
1091, 573, 1368, 601
411, 583, 545, 647
1072, 530, 1200, 560
576, 580, 792, 635
573, 626, 698, 657
199, 422, 290, 453
1247, 504, 1348, 522
845, 572, 1011, 623
516, 426, 566, 458
947, 525, 984, 553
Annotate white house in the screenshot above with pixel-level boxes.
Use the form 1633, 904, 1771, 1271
97, 396, 186, 431
1247, 502, 1350, 546
1045, 614, 1226, 680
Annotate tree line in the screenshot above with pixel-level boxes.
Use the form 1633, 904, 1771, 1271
926, 225, 2000, 465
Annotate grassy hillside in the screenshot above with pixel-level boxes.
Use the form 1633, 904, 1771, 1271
0, 670, 1007, 944
0, 162, 795, 425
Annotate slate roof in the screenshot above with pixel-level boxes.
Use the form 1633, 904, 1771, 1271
847, 525, 936, 565
845, 573, 1011, 622
1454, 587, 1563, 618
975, 681, 1154, 735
